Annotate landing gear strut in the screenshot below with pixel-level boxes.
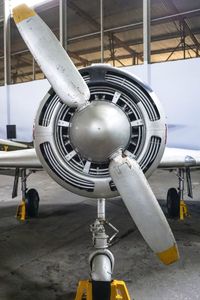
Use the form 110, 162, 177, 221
16, 169, 40, 221
75, 199, 131, 300
167, 168, 191, 220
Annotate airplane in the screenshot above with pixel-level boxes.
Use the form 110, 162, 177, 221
1, 4, 200, 288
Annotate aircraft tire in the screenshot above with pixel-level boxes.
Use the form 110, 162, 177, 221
26, 188, 40, 218
167, 188, 180, 218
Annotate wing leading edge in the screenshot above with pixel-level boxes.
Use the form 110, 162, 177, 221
159, 147, 200, 168
0, 139, 28, 150
0, 148, 42, 168
0, 146, 199, 170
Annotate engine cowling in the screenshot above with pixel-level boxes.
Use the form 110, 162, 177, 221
34, 65, 166, 198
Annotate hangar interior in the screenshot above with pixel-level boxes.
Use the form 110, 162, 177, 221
0, 1, 200, 300
0, 0, 200, 85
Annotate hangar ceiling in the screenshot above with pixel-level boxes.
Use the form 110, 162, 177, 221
0, 0, 200, 85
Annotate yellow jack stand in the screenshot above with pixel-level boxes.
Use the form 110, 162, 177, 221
16, 199, 26, 221
111, 280, 131, 300
75, 281, 92, 300
3, 145, 8, 151
75, 280, 131, 300
180, 199, 188, 221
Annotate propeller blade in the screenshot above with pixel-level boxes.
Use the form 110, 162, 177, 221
109, 154, 179, 265
12, 4, 90, 108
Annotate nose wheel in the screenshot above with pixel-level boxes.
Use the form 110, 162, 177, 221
75, 199, 131, 300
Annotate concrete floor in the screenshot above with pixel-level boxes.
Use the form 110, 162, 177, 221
0, 169, 200, 300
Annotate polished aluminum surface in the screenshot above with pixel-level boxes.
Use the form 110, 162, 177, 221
159, 147, 200, 168
14, 5, 90, 108
70, 101, 131, 162
0, 139, 27, 148
0, 149, 41, 168
1, 146, 199, 170
34, 64, 166, 198
89, 249, 114, 282
109, 154, 179, 261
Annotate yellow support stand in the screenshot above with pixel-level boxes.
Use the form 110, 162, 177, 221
16, 199, 26, 221
75, 281, 92, 300
180, 199, 188, 221
74, 280, 131, 300
111, 280, 131, 300
3, 145, 8, 151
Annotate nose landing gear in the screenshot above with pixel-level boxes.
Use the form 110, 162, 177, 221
75, 199, 131, 300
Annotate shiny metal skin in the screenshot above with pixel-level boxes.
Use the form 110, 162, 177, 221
70, 101, 131, 162
109, 153, 179, 264
97, 198, 106, 220
89, 199, 115, 281
0, 139, 27, 149
2, 5, 198, 266
0, 149, 41, 168
1, 146, 200, 170
13, 4, 90, 108
89, 249, 114, 282
34, 64, 166, 198
159, 147, 200, 168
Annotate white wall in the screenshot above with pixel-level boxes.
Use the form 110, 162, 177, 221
124, 58, 200, 149
0, 57, 200, 148
0, 79, 50, 141
0, 87, 8, 139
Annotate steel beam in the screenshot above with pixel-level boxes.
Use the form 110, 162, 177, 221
162, 0, 200, 55
143, 0, 151, 85
59, 0, 67, 49
67, 0, 140, 60
64, 31, 193, 56
100, 0, 104, 63
68, 50, 89, 66
67, 8, 200, 43
32, 57, 36, 80
1, 25, 200, 66
1, 3, 200, 84
4, 0, 11, 84
143, 0, 151, 63
1, 43, 195, 80
5, 28, 196, 59
1, 7, 200, 53
74, 44, 196, 67
3, 0, 12, 126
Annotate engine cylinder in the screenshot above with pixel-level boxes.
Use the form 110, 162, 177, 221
34, 64, 166, 198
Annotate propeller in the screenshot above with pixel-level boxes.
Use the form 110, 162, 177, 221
13, 4, 179, 265
12, 4, 90, 108
109, 153, 179, 265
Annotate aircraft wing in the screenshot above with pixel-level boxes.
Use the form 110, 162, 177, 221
0, 146, 199, 170
0, 139, 29, 151
159, 147, 200, 168
0, 148, 42, 168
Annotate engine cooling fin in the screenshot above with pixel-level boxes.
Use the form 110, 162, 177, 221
34, 65, 165, 198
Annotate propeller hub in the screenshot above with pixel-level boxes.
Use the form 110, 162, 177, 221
70, 101, 131, 162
